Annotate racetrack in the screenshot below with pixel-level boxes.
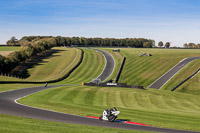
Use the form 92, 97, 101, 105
149, 57, 200, 89
0, 85, 199, 133
1, 50, 200, 132
95, 49, 115, 82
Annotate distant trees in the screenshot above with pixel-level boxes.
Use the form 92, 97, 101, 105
143, 42, 153, 48
17, 36, 155, 48
6, 36, 19, 46
1, 35, 156, 75
183, 43, 200, 48
158, 41, 164, 47
1, 37, 56, 74
165, 42, 170, 48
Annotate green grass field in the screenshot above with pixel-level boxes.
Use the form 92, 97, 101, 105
117, 48, 200, 88
176, 72, 200, 94
0, 114, 148, 133
25, 47, 81, 81
0, 46, 20, 56
0, 46, 20, 51
55, 48, 105, 84
0, 47, 105, 85
19, 85, 200, 132
0, 47, 81, 82
178, 72, 200, 94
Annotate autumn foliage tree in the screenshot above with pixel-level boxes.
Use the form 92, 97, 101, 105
165, 42, 170, 48
158, 41, 164, 47
1, 37, 56, 74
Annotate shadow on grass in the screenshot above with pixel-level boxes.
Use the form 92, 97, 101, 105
10, 49, 66, 78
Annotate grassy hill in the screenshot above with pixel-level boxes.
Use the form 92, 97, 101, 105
117, 48, 200, 88
25, 47, 81, 81
19, 85, 200, 131
56, 48, 105, 84
0, 47, 106, 84
1, 47, 200, 132
0, 47, 82, 82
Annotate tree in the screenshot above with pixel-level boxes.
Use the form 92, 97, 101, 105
158, 41, 164, 47
188, 43, 195, 48
165, 42, 170, 48
183, 43, 188, 48
143, 42, 153, 48
198, 44, 200, 48
0, 55, 6, 72
6, 36, 19, 46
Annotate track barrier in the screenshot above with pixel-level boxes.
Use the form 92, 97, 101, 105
84, 82, 145, 89
115, 57, 126, 83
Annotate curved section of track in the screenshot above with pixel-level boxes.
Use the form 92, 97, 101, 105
149, 57, 200, 89
0, 85, 199, 133
94, 49, 115, 82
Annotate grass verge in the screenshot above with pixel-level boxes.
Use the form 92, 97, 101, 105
19, 85, 200, 132
0, 114, 148, 133
162, 59, 200, 91
0, 84, 40, 92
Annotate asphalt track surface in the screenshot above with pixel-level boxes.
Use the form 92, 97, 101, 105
0, 50, 199, 132
95, 49, 115, 82
149, 57, 200, 89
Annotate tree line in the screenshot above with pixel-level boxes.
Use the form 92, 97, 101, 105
157, 41, 171, 48
1, 37, 56, 74
183, 43, 200, 48
2, 36, 154, 76
7, 36, 155, 48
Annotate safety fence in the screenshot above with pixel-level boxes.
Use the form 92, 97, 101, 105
115, 57, 126, 83
84, 82, 145, 89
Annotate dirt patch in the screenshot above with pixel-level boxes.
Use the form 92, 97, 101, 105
0, 51, 13, 56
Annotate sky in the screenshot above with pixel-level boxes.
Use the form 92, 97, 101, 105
0, 0, 200, 47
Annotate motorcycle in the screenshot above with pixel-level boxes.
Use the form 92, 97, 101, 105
99, 107, 120, 122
